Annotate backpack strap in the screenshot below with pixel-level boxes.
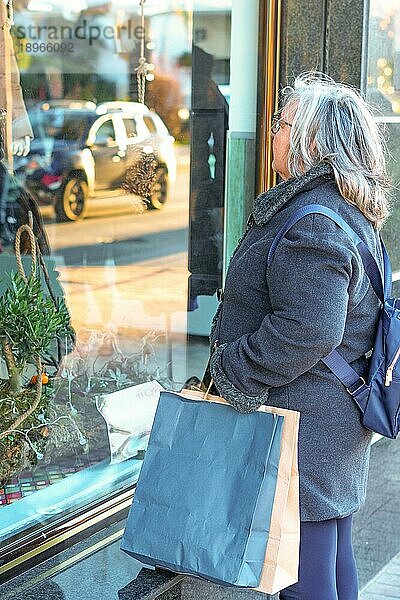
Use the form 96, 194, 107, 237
267, 203, 391, 411
321, 349, 369, 413
267, 203, 389, 302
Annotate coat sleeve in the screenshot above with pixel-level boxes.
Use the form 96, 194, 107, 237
209, 214, 358, 413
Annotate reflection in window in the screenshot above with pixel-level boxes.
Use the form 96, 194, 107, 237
366, 0, 400, 275
366, 2, 399, 114
31, 110, 91, 142
94, 119, 115, 144
143, 115, 157, 134
0, 0, 235, 564
124, 118, 138, 138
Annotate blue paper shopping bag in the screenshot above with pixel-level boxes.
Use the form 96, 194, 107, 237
121, 391, 284, 588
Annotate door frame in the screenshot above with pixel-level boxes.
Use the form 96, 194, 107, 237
256, 0, 282, 195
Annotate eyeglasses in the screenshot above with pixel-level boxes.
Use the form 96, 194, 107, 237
271, 113, 293, 134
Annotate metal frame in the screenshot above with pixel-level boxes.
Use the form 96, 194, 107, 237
0, 487, 134, 582
256, 0, 282, 195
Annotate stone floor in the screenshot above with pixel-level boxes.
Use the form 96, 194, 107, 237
360, 551, 400, 599
353, 436, 400, 589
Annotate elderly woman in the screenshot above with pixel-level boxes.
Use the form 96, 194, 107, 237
208, 73, 390, 599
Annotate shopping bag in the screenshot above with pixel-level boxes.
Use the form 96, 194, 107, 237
121, 389, 285, 588
255, 404, 300, 594
181, 388, 300, 595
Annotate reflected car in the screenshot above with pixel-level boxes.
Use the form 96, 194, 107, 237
14, 101, 176, 222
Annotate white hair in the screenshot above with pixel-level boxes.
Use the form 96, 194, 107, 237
281, 72, 391, 229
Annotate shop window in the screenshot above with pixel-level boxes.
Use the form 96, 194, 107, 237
366, 0, 400, 285
0, 0, 264, 577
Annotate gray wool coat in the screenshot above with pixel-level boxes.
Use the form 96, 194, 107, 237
209, 162, 383, 522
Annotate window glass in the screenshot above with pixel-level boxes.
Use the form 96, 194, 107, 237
0, 0, 260, 566
123, 118, 138, 138
94, 119, 115, 144
30, 109, 91, 141
143, 115, 157, 134
366, 0, 400, 284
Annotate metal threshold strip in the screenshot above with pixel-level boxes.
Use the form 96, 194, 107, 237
0, 529, 126, 600
0, 486, 135, 581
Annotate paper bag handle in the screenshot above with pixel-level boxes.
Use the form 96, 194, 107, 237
199, 341, 218, 400
203, 377, 214, 401
182, 342, 217, 401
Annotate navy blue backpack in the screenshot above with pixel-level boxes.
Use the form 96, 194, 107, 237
268, 204, 400, 439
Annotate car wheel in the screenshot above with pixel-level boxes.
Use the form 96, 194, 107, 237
148, 166, 168, 210
55, 176, 88, 222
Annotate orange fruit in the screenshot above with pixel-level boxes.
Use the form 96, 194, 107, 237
30, 373, 49, 385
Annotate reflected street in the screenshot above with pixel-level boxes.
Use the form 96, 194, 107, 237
42, 150, 190, 351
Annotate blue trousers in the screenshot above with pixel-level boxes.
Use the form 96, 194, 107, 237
279, 515, 358, 600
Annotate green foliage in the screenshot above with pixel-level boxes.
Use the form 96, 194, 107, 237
0, 381, 54, 481
0, 272, 73, 371
0, 271, 73, 480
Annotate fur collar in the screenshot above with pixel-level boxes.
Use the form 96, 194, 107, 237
252, 162, 334, 226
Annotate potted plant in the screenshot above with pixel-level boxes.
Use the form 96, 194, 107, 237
0, 223, 73, 482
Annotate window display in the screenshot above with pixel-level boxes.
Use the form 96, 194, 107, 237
0, 0, 32, 162
0, 1, 254, 575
